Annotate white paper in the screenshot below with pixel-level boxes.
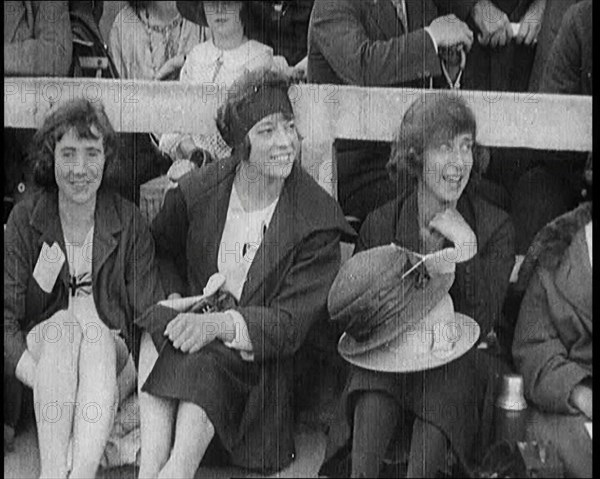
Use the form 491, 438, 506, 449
32, 242, 65, 293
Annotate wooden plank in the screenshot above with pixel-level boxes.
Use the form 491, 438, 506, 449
4, 79, 591, 150
332, 86, 592, 151
4, 78, 592, 198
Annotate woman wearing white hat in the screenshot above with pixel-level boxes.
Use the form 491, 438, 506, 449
328, 94, 515, 478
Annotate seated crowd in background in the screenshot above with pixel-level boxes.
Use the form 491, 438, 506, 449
4, 1, 592, 478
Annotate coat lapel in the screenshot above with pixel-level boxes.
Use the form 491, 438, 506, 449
29, 191, 70, 287
239, 164, 304, 303
190, 156, 240, 283
92, 191, 122, 281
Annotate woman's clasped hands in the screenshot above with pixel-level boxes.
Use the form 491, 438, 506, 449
165, 312, 236, 353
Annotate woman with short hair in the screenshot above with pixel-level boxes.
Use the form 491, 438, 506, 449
136, 68, 353, 478
4, 98, 164, 479
337, 94, 515, 478
159, 1, 291, 175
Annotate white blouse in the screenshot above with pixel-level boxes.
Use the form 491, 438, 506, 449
64, 226, 110, 333
217, 185, 279, 360
109, 4, 202, 80
159, 39, 289, 161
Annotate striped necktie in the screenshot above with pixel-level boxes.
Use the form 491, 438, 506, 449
390, 0, 408, 32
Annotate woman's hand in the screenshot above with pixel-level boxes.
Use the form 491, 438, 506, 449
167, 159, 197, 182
570, 383, 593, 420
428, 208, 478, 261
165, 312, 235, 354
174, 136, 199, 161
154, 54, 185, 81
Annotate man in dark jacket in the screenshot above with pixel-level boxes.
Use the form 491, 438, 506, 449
307, 0, 474, 223
510, 0, 592, 253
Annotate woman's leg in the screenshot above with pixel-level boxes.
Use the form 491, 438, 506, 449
69, 320, 119, 479
137, 332, 177, 479
29, 312, 83, 479
351, 391, 401, 478
157, 402, 215, 479
406, 418, 448, 478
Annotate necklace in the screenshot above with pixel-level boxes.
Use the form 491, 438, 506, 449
140, 8, 184, 75
212, 51, 224, 83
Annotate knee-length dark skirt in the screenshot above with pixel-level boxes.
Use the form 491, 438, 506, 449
344, 348, 511, 469
137, 311, 262, 465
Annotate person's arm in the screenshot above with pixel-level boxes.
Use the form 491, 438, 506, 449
513, 269, 592, 414
235, 230, 342, 361
150, 186, 190, 296
109, 18, 127, 79
538, 3, 582, 94
433, 0, 479, 19
476, 216, 515, 339
309, 0, 441, 86
4, 1, 73, 76
4, 206, 33, 378
126, 209, 166, 315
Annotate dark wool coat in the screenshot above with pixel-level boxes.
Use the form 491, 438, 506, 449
248, 0, 315, 66
141, 154, 353, 473
512, 202, 592, 477
341, 182, 515, 468
356, 182, 515, 341
307, 0, 441, 87
539, 0, 592, 95
4, 189, 165, 376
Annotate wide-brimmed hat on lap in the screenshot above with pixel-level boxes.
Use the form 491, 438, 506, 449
329, 244, 480, 373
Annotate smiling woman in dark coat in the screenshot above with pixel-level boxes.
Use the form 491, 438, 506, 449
336, 94, 515, 478
135, 68, 353, 478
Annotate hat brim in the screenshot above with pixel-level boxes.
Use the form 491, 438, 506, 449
338, 313, 480, 373
177, 1, 203, 25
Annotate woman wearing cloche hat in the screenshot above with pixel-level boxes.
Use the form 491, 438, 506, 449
325, 94, 515, 478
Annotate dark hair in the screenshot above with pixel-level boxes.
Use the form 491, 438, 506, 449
30, 98, 118, 191
387, 94, 484, 184
127, 1, 151, 13
216, 68, 297, 159
195, 1, 251, 31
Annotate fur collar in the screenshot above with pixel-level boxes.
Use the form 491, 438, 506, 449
516, 202, 592, 291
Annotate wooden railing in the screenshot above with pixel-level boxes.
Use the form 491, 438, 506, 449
4, 78, 593, 197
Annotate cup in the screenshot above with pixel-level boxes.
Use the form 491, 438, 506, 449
496, 374, 528, 411
495, 374, 529, 443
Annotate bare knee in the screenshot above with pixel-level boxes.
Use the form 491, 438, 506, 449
79, 321, 117, 371
33, 311, 83, 364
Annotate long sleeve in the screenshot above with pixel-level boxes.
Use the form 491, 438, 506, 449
4, 207, 34, 377
109, 18, 127, 79
474, 216, 515, 339
4, 1, 73, 77
126, 209, 165, 317
538, 3, 583, 94
236, 231, 341, 362
125, 208, 165, 364
309, 0, 440, 86
151, 186, 190, 296
513, 269, 591, 414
